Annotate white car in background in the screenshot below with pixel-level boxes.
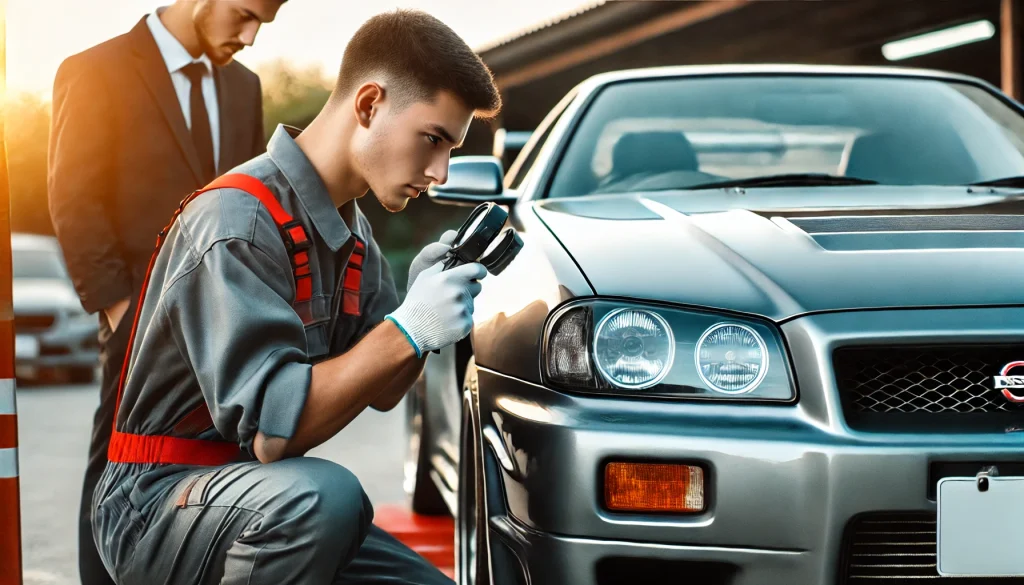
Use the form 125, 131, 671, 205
12, 233, 99, 384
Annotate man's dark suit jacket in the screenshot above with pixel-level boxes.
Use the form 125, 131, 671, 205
48, 17, 267, 314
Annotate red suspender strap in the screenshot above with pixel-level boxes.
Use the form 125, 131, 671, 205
342, 240, 365, 316
107, 174, 315, 466
204, 174, 314, 304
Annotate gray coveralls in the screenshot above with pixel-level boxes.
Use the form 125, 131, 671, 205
91, 125, 453, 585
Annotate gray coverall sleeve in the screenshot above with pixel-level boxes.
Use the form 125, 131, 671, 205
163, 237, 311, 455
355, 252, 401, 341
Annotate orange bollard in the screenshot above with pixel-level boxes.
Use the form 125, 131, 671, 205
0, 2, 23, 579
0, 323, 19, 585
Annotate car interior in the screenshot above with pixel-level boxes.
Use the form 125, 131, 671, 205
547, 76, 1024, 197
839, 129, 980, 185
595, 131, 722, 192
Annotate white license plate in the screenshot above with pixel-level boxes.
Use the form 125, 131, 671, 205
15, 335, 39, 359
937, 475, 1024, 576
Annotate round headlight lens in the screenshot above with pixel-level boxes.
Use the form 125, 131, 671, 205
594, 308, 675, 389
695, 323, 768, 394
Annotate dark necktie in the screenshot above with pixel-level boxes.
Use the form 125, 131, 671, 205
182, 62, 216, 184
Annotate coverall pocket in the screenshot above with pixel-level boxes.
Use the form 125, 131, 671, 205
114, 509, 146, 582
97, 483, 146, 582
174, 468, 221, 508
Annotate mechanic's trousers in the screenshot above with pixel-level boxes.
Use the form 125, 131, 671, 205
94, 458, 454, 585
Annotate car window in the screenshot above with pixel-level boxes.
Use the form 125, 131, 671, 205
589, 117, 855, 181
13, 247, 68, 280
506, 90, 576, 190
948, 83, 1024, 155
506, 125, 551, 189
546, 76, 1024, 198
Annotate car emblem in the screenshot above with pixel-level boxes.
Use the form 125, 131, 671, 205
994, 361, 1024, 402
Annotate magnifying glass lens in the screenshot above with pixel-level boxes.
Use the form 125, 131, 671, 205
443, 202, 513, 273
478, 228, 523, 276
482, 230, 506, 257
458, 211, 488, 247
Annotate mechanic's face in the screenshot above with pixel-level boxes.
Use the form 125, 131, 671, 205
193, 0, 282, 66
356, 88, 474, 213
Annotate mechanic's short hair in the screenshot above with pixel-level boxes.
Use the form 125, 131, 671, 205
333, 9, 502, 119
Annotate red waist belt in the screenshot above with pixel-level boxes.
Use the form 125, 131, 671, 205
107, 173, 365, 466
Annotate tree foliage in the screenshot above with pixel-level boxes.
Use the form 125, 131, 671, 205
6, 92, 52, 236
255, 59, 333, 139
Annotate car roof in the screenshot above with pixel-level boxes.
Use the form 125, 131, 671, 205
11, 233, 61, 252
579, 63, 993, 92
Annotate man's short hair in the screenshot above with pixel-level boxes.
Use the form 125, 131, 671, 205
334, 9, 502, 119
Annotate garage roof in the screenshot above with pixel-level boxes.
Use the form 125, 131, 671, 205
475, 0, 609, 54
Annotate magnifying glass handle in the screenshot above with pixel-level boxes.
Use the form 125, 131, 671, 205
441, 253, 462, 271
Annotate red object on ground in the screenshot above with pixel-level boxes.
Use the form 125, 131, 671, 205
374, 504, 455, 578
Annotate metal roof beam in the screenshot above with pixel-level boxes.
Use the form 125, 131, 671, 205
1002, 0, 1022, 99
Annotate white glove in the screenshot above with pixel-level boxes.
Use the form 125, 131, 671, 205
386, 262, 486, 357
407, 230, 458, 292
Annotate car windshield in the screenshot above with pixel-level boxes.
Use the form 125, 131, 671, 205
13, 247, 68, 280
546, 75, 1024, 198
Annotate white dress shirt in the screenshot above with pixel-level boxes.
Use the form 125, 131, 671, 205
146, 9, 221, 169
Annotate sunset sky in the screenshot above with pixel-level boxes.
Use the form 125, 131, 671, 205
6, 0, 594, 95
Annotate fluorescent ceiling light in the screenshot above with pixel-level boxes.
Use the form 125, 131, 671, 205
882, 20, 996, 61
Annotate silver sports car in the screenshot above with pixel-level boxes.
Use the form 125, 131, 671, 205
12, 233, 99, 384
406, 65, 1024, 585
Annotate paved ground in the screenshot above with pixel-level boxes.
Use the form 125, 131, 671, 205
14, 381, 409, 585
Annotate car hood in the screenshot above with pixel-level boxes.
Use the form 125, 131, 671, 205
532, 187, 1024, 321
13, 279, 82, 313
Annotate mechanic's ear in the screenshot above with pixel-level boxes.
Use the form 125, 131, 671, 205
354, 82, 385, 128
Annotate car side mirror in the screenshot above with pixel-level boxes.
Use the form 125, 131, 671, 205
493, 128, 533, 169
427, 156, 519, 207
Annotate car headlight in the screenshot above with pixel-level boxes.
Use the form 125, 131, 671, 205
594, 308, 674, 390
543, 300, 794, 401
695, 323, 768, 395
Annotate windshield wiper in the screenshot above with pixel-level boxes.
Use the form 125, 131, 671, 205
970, 176, 1024, 188
687, 173, 879, 190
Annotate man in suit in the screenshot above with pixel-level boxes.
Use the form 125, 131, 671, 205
47, 2, 285, 583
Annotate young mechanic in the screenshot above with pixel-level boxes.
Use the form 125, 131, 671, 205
91, 9, 501, 584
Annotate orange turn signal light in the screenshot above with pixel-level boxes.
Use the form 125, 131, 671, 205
604, 462, 705, 513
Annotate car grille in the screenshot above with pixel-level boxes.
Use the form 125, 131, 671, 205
839, 513, 1019, 584
14, 314, 55, 333
834, 345, 1024, 431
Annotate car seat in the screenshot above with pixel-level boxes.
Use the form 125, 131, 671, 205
841, 129, 979, 185
602, 131, 700, 187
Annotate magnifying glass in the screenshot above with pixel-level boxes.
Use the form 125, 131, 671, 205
428, 203, 523, 354
442, 202, 523, 276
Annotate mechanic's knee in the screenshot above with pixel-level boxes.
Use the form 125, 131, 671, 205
285, 459, 373, 546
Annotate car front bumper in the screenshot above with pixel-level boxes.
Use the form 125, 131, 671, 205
476, 306, 1024, 585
